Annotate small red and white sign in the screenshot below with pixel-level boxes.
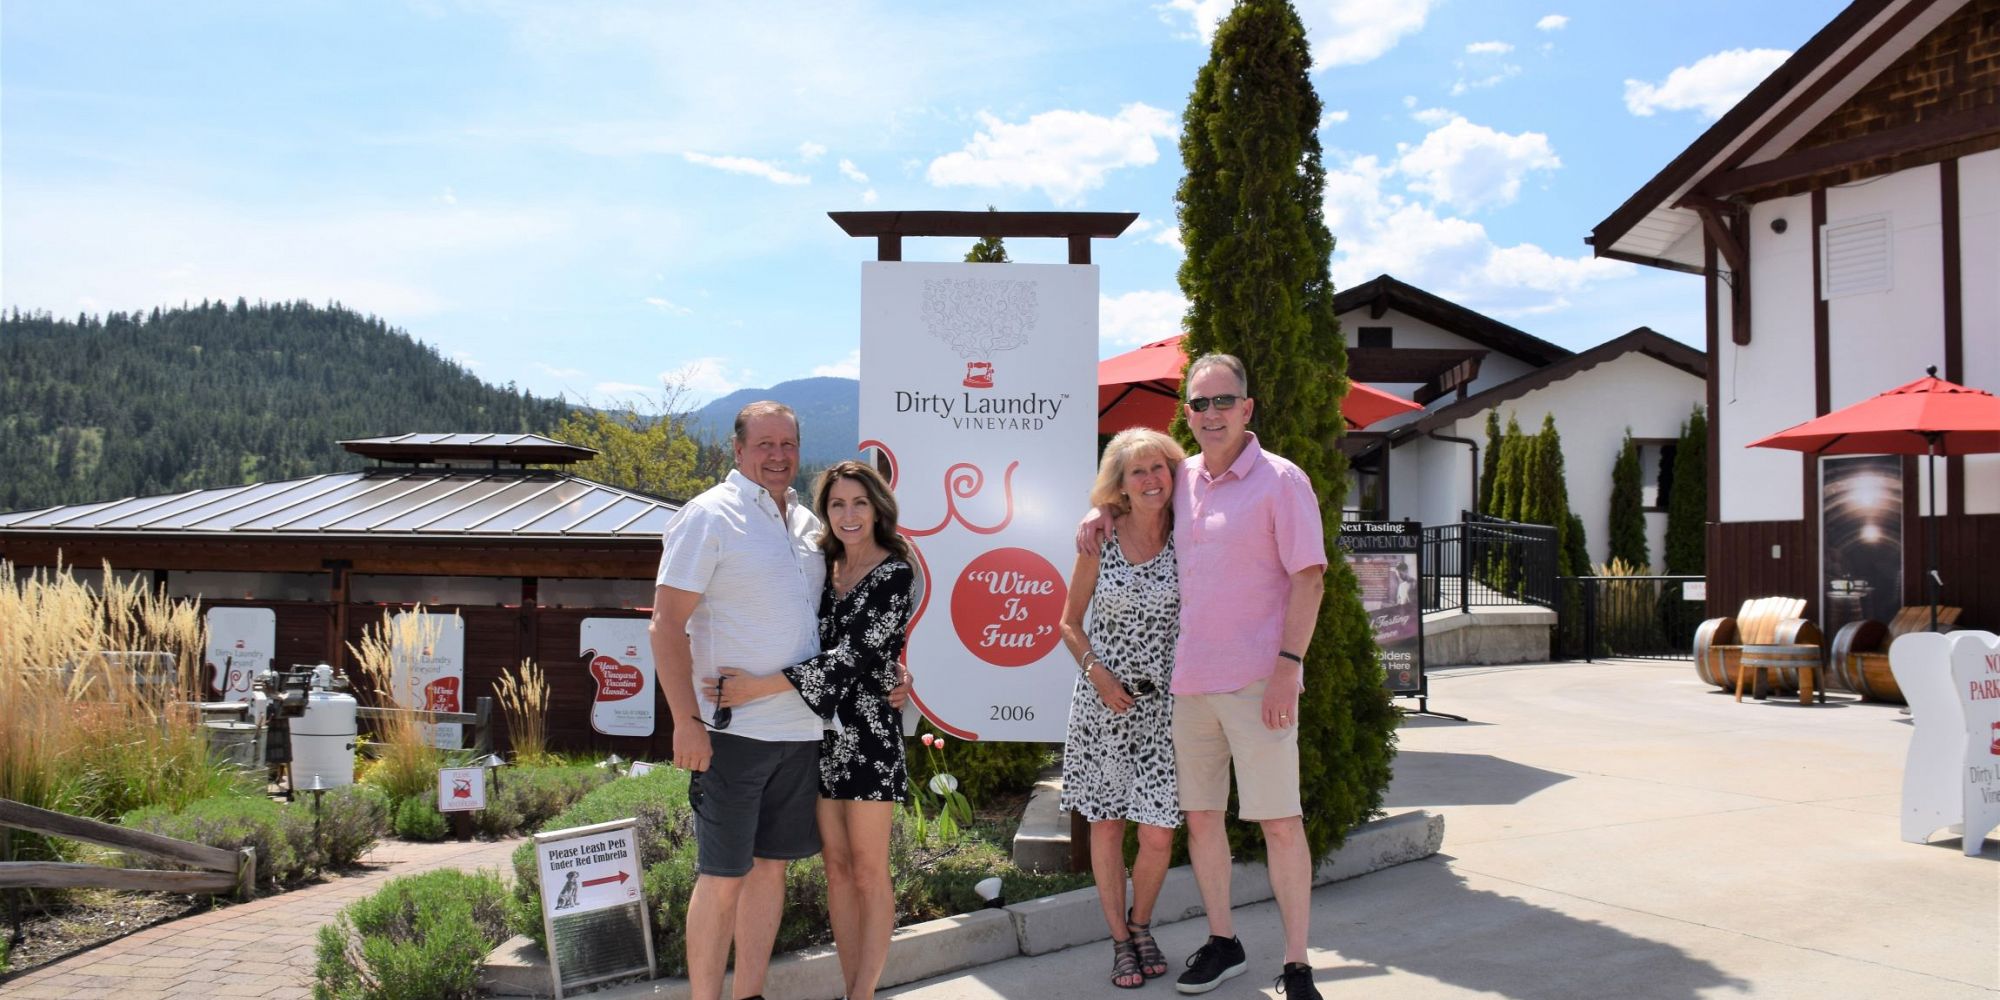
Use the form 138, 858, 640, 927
204, 607, 275, 703
580, 619, 656, 738
437, 766, 486, 813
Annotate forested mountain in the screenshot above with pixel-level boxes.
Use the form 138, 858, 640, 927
691, 376, 861, 467
0, 301, 572, 512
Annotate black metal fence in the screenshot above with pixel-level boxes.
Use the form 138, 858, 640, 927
1554, 575, 1706, 660
1420, 513, 1558, 614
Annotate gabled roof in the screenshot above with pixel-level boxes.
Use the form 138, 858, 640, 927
1332, 274, 1573, 368
0, 468, 677, 541
1591, 0, 1984, 272
341, 433, 598, 465
1390, 328, 1707, 441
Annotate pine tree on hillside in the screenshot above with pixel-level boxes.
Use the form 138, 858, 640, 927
1608, 429, 1649, 570
1665, 406, 1708, 575
1175, 0, 1396, 861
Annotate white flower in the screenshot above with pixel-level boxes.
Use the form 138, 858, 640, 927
928, 773, 960, 795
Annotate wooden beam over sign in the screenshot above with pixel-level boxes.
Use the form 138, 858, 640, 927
829, 211, 1140, 240
1680, 195, 1752, 345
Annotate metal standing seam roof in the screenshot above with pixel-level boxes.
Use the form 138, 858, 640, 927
0, 469, 678, 540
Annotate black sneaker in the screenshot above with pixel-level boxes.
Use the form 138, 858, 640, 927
1275, 962, 1322, 998
1175, 935, 1247, 994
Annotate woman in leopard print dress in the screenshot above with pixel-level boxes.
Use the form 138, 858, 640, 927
1059, 428, 1185, 989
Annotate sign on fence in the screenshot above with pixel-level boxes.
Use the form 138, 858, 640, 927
533, 818, 655, 997
436, 766, 486, 813
579, 618, 656, 738
205, 607, 274, 702
1336, 521, 1425, 695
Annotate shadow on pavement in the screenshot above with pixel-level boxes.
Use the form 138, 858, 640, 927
1328, 858, 1751, 1000
1384, 751, 1569, 808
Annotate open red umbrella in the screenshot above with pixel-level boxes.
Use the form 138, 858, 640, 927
1098, 335, 1421, 435
1747, 367, 2000, 630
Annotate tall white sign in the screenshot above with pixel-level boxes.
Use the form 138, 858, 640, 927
1890, 630, 2000, 856
204, 607, 275, 702
580, 618, 656, 738
391, 610, 466, 749
860, 261, 1096, 742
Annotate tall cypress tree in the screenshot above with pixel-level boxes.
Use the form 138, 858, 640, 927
1608, 429, 1649, 569
1479, 410, 1502, 515
1664, 406, 1708, 575
965, 206, 1010, 263
1175, 0, 1395, 861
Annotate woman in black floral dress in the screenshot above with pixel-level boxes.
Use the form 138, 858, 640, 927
711, 459, 913, 1000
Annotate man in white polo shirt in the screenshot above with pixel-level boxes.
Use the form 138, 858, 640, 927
651, 401, 826, 1000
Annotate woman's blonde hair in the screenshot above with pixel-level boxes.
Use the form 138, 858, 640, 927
1089, 428, 1187, 515
813, 460, 911, 563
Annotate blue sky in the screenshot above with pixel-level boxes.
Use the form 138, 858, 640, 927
2, 1, 1846, 407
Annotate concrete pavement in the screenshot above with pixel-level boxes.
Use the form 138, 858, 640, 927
882, 659, 1998, 999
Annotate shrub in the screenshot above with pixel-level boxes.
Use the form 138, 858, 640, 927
392, 795, 449, 842
123, 793, 308, 888
313, 867, 512, 1000
313, 784, 391, 867
494, 658, 549, 764
469, 765, 608, 839
350, 608, 446, 803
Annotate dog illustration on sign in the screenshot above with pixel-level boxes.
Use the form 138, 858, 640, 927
555, 870, 581, 910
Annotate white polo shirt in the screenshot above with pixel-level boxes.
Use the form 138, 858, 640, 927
656, 469, 827, 742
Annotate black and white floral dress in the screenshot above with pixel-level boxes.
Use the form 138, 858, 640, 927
784, 559, 914, 802
1061, 532, 1180, 828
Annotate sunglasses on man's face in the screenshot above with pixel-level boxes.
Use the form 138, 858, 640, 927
1185, 394, 1242, 413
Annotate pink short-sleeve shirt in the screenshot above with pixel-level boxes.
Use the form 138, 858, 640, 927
1171, 434, 1327, 695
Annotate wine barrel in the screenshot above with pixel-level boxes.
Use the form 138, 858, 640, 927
1831, 619, 1900, 702
1692, 617, 1737, 689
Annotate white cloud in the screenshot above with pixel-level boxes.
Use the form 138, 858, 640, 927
1411, 106, 1453, 125
798, 141, 827, 161
594, 381, 653, 397
1466, 41, 1513, 54
812, 349, 861, 379
1624, 48, 1791, 119
1313, 0, 1439, 69
669, 357, 752, 403
1152, 226, 1183, 251
1536, 14, 1568, 31
861, 188, 879, 205
452, 350, 482, 369
682, 151, 811, 185
536, 362, 585, 379
439, 187, 458, 206
1320, 109, 1351, 128
1162, 0, 1436, 70
643, 296, 693, 315
1099, 290, 1188, 348
1320, 152, 1632, 318
1451, 65, 1522, 96
926, 104, 1177, 206
1396, 117, 1559, 213
838, 159, 869, 184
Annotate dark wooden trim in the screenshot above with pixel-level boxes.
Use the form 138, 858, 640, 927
1333, 274, 1572, 366
1068, 234, 1091, 265
1703, 104, 2000, 198
328, 561, 351, 672
1589, 0, 1903, 255
1715, 0, 1947, 180
876, 235, 902, 262
1685, 198, 1754, 345
0, 798, 240, 872
1942, 156, 1965, 517
1389, 327, 1704, 441
0, 862, 237, 895
829, 211, 1139, 239
1812, 187, 1831, 416
1706, 240, 1721, 525
1344, 347, 1488, 385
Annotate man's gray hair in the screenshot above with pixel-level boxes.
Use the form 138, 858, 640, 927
1186, 353, 1249, 397
732, 401, 800, 445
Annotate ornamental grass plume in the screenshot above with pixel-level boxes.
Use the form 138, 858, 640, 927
494, 657, 550, 764
349, 606, 445, 802
0, 559, 221, 858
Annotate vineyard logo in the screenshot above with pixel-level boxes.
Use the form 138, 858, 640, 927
924, 278, 1036, 391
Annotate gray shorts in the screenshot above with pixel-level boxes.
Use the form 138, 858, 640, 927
689, 732, 822, 877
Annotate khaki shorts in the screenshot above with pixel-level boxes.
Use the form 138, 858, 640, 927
1171, 678, 1301, 821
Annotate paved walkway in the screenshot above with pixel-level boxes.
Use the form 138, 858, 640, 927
882, 659, 1997, 999
3, 836, 523, 999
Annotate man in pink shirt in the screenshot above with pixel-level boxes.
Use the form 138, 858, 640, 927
1163, 354, 1328, 998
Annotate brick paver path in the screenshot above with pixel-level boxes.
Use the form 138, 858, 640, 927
2, 836, 524, 999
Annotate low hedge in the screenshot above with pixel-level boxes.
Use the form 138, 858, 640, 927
313, 867, 512, 1000
510, 767, 1091, 976
122, 785, 389, 888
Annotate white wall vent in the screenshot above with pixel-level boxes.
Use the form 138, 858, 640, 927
1820, 214, 1892, 299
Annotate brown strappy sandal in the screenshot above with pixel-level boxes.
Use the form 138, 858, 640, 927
1110, 935, 1145, 989
1127, 910, 1168, 979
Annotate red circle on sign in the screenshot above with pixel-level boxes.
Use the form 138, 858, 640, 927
950, 547, 1066, 667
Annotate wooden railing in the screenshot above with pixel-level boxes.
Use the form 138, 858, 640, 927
0, 798, 257, 900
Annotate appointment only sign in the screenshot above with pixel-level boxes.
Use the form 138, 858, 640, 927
860, 261, 1096, 742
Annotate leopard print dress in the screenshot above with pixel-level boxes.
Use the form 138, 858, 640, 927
784, 560, 914, 802
1061, 530, 1180, 828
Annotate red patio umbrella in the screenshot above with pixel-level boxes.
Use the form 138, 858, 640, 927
1098, 335, 1421, 436
1747, 367, 2000, 631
